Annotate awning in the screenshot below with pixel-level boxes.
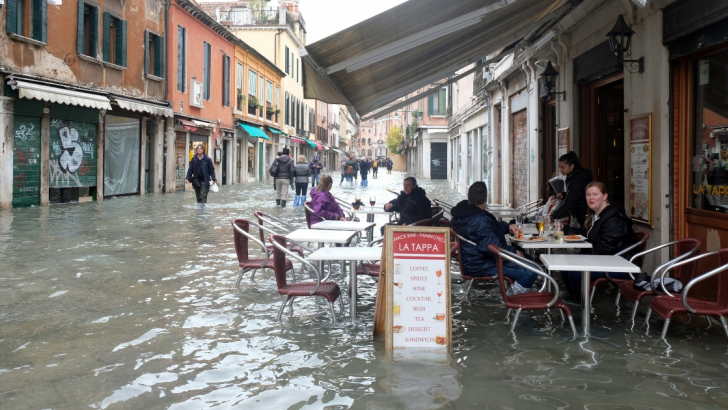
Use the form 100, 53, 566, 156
291, 136, 306, 144
267, 126, 285, 134
114, 97, 173, 117
178, 119, 198, 131
323, 146, 331, 151
193, 120, 216, 130
239, 123, 271, 140
302, 0, 572, 115
315, 141, 323, 150
303, 139, 317, 149
8, 79, 111, 110
333, 149, 346, 155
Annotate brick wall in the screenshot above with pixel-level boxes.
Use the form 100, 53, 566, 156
512, 110, 528, 207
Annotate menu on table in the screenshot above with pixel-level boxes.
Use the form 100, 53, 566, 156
629, 114, 652, 224
385, 227, 451, 353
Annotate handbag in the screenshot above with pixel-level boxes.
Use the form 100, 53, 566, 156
210, 181, 219, 193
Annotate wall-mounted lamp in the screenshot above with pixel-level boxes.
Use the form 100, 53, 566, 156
606, 14, 644, 73
539, 61, 566, 102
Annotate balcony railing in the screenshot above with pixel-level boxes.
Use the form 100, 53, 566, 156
218, 8, 280, 27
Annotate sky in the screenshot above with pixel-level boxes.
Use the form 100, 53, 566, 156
301, 0, 409, 44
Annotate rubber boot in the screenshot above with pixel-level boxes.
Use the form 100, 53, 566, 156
294, 195, 300, 206
280, 200, 287, 208
276, 199, 281, 206
301, 195, 307, 205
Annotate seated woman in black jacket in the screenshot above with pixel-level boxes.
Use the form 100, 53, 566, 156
561, 181, 636, 296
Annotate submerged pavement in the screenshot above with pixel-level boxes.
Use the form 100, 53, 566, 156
1, 171, 728, 409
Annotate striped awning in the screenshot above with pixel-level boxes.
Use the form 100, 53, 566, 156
9, 79, 111, 110
114, 97, 173, 117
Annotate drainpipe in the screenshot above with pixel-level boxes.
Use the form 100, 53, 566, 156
164, 0, 171, 105
274, 29, 284, 67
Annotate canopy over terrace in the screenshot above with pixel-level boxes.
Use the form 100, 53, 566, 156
302, 0, 574, 116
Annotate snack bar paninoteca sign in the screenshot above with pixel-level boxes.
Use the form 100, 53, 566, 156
386, 227, 452, 352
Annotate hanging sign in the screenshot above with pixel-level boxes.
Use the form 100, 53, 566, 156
629, 114, 652, 225
385, 226, 452, 354
557, 127, 569, 157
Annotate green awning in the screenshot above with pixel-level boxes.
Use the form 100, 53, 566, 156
239, 123, 271, 140
267, 126, 285, 134
304, 139, 317, 149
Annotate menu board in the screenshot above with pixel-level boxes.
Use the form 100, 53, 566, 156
557, 127, 569, 157
629, 114, 652, 225
385, 227, 451, 353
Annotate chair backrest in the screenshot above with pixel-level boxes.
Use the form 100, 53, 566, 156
675, 239, 702, 282
616, 230, 650, 268
304, 202, 315, 228
411, 218, 433, 226
431, 206, 444, 218
269, 234, 291, 289
449, 228, 462, 267
717, 249, 728, 306
231, 218, 268, 265
488, 244, 559, 306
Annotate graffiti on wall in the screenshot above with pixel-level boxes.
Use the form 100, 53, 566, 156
49, 120, 97, 188
12, 116, 41, 207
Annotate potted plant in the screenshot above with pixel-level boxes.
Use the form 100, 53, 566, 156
237, 94, 245, 110
248, 95, 259, 107
351, 199, 364, 210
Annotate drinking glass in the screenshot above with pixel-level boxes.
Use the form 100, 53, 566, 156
553, 220, 564, 242
534, 216, 545, 236
370, 195, 376, 207
543, 215, 552, 235
515, 214, 524, 227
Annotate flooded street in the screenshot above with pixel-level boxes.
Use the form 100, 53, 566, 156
2, 171, 728, 409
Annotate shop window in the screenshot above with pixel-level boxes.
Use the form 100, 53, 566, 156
693, 50, 728, 214
6, 0, 47, 43
103, 12, 126, 67
145, 30, 164, 78
77, 2, 98, 57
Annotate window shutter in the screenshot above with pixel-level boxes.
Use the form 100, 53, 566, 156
154, 35, 163, 77
6, 0, 17, 34
33, 0, 47, 42
102, 12, 111, 62
77, 1, 85, 54
118, 20, 127, 67
285, 46, 289, 74
203, 43, 210, 100
89, 8, 98, 56
223, 56, 230, 106
177, 27, 184, 91
438, 88, 446, 115
144, 30, 150, 75
427, 94, 435, 116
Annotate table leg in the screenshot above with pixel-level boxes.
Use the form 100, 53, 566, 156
318, 242, 325, 277
350, 259, 357, 324
367, 214, 375, 242
582, 270, 591, 337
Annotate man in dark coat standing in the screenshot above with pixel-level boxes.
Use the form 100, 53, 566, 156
384, 177, 432, 226
272, 148, 295, 207
185, 144, 217, 204
551, 151, 593, 227
450, 181, 536, 294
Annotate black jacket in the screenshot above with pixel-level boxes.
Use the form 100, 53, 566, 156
569, 203, 635, 256
551, 167, 593, 227
185, 154, 216, 186
308, 159, 322, 175
451, 200, 516, 276
359, 161, 370, 177
273, 155, 295, 180
387, 186, 431, 225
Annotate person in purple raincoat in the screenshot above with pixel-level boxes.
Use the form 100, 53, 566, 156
309, 175, 347, 224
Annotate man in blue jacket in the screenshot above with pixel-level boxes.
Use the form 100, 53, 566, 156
185, 144, 217, 204
451, 181, 536, 294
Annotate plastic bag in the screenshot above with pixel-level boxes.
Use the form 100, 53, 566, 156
210, 182, 219, 193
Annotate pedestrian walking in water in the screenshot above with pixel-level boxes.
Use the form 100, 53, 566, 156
294, 155, 311, 206
386, 158, 393, 174
185, 144, 217, 204
345, 155, 358, 187
359, 158, 370, 187
309, 155, 322, 187
372, 158, 379, 178
339, 158, 347, 186
272, 148, 295, 207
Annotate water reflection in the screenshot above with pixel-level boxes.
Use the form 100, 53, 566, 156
1, 172, 728, 409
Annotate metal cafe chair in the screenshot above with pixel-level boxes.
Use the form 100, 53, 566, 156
645, 249, 728, 340
231, 219, 294, 286
356, 238, 384, 278
617, 238, 701, 322
456, 234, 512, 301
253, 211, 305, 257
489, 245, 578, 337
270, 234, 344, 325
589, 230, 650, 303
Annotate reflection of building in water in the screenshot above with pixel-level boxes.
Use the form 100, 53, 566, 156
371, 350, 461, 410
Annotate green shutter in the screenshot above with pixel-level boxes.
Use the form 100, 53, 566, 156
118, 19, 127, 67
154, 35, 163, 77
89, 7, 98, 57
50, 104, 100, 123
438, 88, 446, 115
6, 0, 17, 34
33, 0, 47, 42
223, 55, 229, 106
427, 94, 435, 116
102, 12, 110, 62
143, 30, 149, 74
285, 46, 289, 74
77, 1, 85, 54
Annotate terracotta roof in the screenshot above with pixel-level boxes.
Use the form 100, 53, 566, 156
197, 1, 249, 16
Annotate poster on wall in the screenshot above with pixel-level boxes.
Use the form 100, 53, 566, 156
557, 127, 569, 157
629, 114, 652, 225
385, 227, 452, 358
49, 119, 97, 188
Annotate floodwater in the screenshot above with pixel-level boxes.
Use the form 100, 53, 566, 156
1, 171, 728, 409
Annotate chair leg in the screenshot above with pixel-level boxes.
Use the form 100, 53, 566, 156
463, 280, 473, 301
705, 316, 712, 329
644, 307, 652, 324
250, 269, 258, 280
614, 292, 621, 308
236, 268, 246, 288
589, 285, 597, 304
559, 310, 565, 322
329, 301, 337, 325
630, 300, 640, 322
719, 316, 728, 339
505, 308, 512, 324
661, 318, 671, 339
566, 314, 578, 338
276, 295, 291, 320
338, 296, 345, 314
509, 308, 522, 333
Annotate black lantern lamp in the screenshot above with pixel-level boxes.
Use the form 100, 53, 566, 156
606, 14, 644, 73
539, 61, 566, 101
